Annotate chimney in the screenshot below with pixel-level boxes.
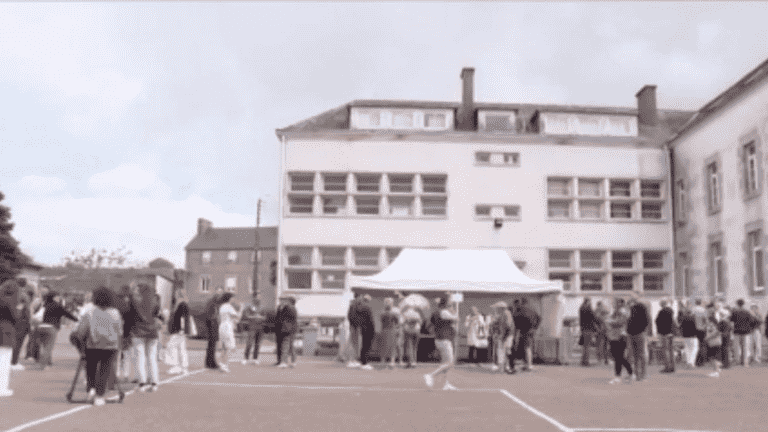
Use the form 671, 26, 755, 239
197, 218, 213, 235
635, 85, 658, 127
457, 67, 475, 131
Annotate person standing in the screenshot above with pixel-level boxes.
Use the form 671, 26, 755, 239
127, 283, 163, 392
345, 294, 363, 368
514, 298, 540, 372
115, 285, 135, 382
166, 289, 191, 375
677, 302, 698, 369
379, 298, 400, 369
10, 289, 31, 371
423, 296, 459, 390
594, 301, 609, 365
24, 286, 46, 363
606, 298, 633, 384
401, 306, 422, 368
204, 288, 224, 370
626, 293, 650, 382
655, 299, 675, 373
579, 298, 597, 367
356, 295, 375, 371
488, 306, 504, 372
35, 292, 78, 370
241, 298, 266, 365
392, 292, 406, 367
718, 303, 733, 369
730, 299, 760, 367
0, 279, 21, 397
464, 306, 488, 367
217, 293, 241, 373
502, 309, 517, 374
750, 304, 763, 364
71, 287, 122, 406
704, 304, 724, 378
691, 299, 708, 367
274, 296, 298, 368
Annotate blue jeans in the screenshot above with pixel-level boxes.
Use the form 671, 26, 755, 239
628, 334, 647, 380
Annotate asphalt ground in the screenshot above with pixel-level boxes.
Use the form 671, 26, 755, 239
1, 329, 765, 432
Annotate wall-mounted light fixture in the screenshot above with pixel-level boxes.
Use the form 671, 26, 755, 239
494, 218, 503, 229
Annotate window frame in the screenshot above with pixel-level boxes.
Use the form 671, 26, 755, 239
200, 274, 211, 293
227, 251, 237, 263
225, 276, 237, 293
201, 251, 212, 265
705, 156, 722, 214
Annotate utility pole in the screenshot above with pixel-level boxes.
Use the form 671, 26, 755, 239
252, 198, 262, 300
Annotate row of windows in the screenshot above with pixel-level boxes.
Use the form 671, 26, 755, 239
288, 172, 447, 195
475, 152, 520, 166
547, 177, 666, 221
198, 250, 259, 265
199, 275, 253, 294
547, 249, 668, 293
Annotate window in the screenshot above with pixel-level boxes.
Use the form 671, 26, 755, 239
286, 270, 312, 290
388, 174, 413, 193
424, 113, 446, 128
251, 251, 257, 263
289, 195, 314, 214
549, 250, 572, 269
421, 174, 447, 193
354, 248, 379, 267
201, 251, 212, 265
580, 251, 604, 269
290, 172, 314, 192
322, 195, 347, 215
485, 115, 514, 132
612, 252, 634, 269
643, 252, 664, 269
578, 179, 602, 197
393, 111, 414, 128
707, 162, 721, 211
320, 247, 345, 266
323, 173, 347, 192
387, 248, 402, 265
319, 271, 345, 289
550, 273, 572, 291
711, 242, 725, 295
389, 196, 414, 216
503, 205, 520, 218
744, 142, 759, 196
641, 202, 663, 220
580, 273, 604, 291
286, 247, 312, 267
748, 230, 764, 291
547, 178, 571, 196
503, 153, 520, 166
548, 200, 570, 218
609, 180, 632, 197
676, 180, 687, 220
225, 276, 237, 293
640, 181, 662, 198
475, 152, 491, 163
355, 174, 381, 193
610, 202, 632, 219
355, 196, 380, 215
612, 274, 635, 291
200, 275, 211, 293
475, 205, 491, 217
227, 251, 237, 263
421, 196, 447, 216
643, 274, 664, 291
579, 201, 602, 219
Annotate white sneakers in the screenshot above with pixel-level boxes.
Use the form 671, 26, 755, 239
10, 364, 24, 371
86, 388, 96, 403
347, 361, 361, 368
708, 371, 720, 378
609, 377, 622, 385
360, 364, 373, 371
167, 366, 184, 375
423, 374, 434, 388
220, 365, 231, 373
277, 363, 289, 369
93, 397, 105, 406
442, 382, 458, 391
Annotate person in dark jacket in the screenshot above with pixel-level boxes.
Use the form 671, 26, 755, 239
677, 302, 698, 368
127, 283, 163, 392
10, 288, 32, 371
655, 299, 675, 373
514, 298, 540, 371
730, 299, 760, 367
274, 296, 298, 368
594, 301, 610, 365
241, 297, 266, 365
204, 287, 224, 370
423, 295, 459, 390
346, 293, 363, 368
0, 279, 21, 396
579, 298, 598, 367
35, 291, 78, 370
626, 293, 650, 381
166, 289, 191, 375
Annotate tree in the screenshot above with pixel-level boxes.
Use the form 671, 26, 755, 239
0, 191, 31, 283
62, 246, 133, 269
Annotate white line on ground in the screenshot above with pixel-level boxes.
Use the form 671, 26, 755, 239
165, 380, 499, 393
573, 429, 722, 432
498, 389, 575, 432
3, 368, 207, 432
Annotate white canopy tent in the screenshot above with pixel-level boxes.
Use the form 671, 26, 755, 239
295, 291, 355, 319
348, 249, 563, 294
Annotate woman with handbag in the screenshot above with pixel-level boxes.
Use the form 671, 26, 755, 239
464, 307, 488, 367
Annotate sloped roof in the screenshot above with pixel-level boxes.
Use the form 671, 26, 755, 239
185, 226, 278, 251
672, 56, 768, 142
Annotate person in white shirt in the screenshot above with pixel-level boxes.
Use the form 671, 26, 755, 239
218, 293, 242, 373
78, 292, 95, 318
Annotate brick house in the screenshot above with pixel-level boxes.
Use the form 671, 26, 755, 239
184, 218, 278, 310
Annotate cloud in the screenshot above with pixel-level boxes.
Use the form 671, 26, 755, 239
12, 175, 68, 197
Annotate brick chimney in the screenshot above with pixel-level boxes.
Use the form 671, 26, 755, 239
635, 85, 658, 127
457, 67, 475, 131
197, 218, 213, 235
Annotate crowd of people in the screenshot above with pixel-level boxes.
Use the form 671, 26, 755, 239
341, 292, 542, 390
578, 292, 766, 382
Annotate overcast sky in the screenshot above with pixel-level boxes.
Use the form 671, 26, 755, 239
2, 2, 768, 268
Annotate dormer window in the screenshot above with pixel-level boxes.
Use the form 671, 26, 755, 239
424, 113, 446, 128
479, 111, 517, 133
350, 107, 453, 131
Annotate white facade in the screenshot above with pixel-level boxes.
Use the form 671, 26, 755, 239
672, 72, 768, 311
277, 132, 676, 318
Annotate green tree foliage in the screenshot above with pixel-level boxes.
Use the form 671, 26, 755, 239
0, 191, 31, 283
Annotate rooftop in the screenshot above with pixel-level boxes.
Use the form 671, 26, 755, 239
185, 226, 278, 251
